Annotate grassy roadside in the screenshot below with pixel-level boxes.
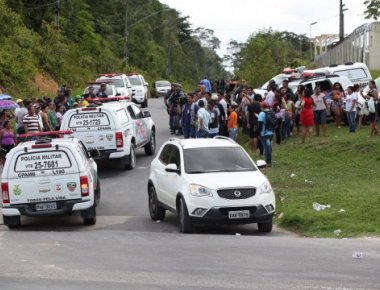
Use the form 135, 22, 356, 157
238, 124, 380, 238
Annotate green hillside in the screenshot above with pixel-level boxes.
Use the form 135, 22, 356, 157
0, 0, 226, 97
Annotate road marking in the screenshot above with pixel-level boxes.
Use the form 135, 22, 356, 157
135, 166, 146, 169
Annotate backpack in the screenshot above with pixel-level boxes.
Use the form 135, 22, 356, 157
264, 110, 278, 131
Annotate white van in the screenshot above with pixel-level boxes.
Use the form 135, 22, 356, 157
60, 100, 156, 170
1, 136, 100, 227
320, 62, 372, 87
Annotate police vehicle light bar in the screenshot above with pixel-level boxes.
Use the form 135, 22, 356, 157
19, 130, 73, 139
87, 80, 114, 84
90, 96, 130, 103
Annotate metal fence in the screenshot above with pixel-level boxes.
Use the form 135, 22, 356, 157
314, 22, 380, 71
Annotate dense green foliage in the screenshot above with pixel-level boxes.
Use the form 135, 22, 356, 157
229, 29, 313, 88
364, 0, 380, 19
0, 0, 225, 97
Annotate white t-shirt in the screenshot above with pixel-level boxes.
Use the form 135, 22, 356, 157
345, 92, 358, 112
219, 98, 227, 120
265, 91, 275, 107
312, 93, 326, 111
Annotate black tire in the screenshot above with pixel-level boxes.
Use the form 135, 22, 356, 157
82, 205, 96, 225
125, 144, 136, 170
3, 215, 21, 228
148, 185, 166, 221
258, 218, 273, 233
94, 179, 100, 206
144, 131, 156, 156
141, 97, 148, 108
179, 198, 193, 234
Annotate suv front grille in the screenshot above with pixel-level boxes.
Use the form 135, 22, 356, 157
217, 188, 256, 200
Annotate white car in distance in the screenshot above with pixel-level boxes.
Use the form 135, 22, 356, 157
147, 137, 276, 233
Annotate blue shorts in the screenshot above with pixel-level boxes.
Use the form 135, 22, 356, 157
313, 109, 327, 124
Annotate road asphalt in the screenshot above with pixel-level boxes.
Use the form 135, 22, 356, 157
0, 99, 379, 290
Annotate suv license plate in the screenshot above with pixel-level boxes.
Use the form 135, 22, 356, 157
228, 210, 250, 219
36, 202, 57, 211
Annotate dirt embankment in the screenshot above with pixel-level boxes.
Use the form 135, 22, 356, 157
33, 72, 59, 97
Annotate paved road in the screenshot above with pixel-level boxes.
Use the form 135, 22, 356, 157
0, 99, 379, 290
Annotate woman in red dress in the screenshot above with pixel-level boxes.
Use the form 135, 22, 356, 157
300, 88, 315, 144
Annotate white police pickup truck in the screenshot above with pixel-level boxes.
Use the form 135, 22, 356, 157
1, 132, 100, 228
60, 98, 156, 170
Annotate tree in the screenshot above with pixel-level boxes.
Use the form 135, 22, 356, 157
364, 0, 380, 20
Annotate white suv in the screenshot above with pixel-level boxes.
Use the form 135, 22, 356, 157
1, 134, 100, 227
60, 100, 156, 170
147, 137, 276, 233
127, 73, 149, 108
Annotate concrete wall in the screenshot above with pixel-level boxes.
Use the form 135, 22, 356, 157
314, 22, 380, 70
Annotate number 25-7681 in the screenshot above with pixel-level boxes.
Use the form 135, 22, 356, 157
34, 161, 58, 170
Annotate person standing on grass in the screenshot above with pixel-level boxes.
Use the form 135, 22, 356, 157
312, 84, 329, 137
331, 82, 345, 128
345, 86, 358, 133
361, 80, 379, 135
246, 94, 263, 155
294, 85, 305, 136
300, 89, 315, 144
258, 101, 274, 166
227, 104, 238, 141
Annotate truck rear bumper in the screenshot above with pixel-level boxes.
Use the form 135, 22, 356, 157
2, 199, 92, 217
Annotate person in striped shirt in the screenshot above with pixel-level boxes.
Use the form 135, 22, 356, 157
23, 104, 41, 134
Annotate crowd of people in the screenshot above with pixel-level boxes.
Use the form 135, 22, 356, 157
164, 77, 379, 166
0, 84, 111, 154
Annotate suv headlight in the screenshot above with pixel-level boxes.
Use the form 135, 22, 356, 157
190, 184, 213, 197
257, 181, 273, 195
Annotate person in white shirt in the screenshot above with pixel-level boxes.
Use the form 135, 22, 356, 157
265, 83, 276, 108
345, 86, 358, 133
312, 84, 329, 137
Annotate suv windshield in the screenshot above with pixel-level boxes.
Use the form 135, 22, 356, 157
184, 147, 256, 174
128, 77, 142, 86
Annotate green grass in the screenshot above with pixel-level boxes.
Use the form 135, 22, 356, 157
238, 124, 380, 238
370, 70, 380, 80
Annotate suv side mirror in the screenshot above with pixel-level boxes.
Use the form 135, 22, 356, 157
143, 111, 151, 118
165, 163, 180, 174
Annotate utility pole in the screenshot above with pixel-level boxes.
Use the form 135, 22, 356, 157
339, 0, 348, 41
124, 1, 128, 59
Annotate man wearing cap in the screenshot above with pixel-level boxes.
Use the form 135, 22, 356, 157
258, 101, 274, 166
15, 99, 23, 117
16, 99, 29, 134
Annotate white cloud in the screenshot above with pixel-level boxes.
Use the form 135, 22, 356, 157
159, 0, 372, 57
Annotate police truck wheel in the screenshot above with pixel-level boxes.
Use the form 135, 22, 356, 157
3, 215, 21, 229
125, 144, 136, 170
82, 206, 96, 225
141, 97, 148, 108
144, 132, 156, 156
94, 179, 100, 206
